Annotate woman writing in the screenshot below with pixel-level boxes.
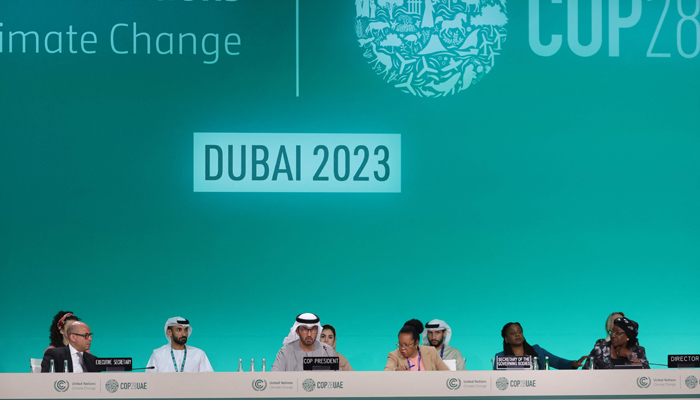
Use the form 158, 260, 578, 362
385, 319, 449, 371
494, 322, 585, 370
584, 317, 649, 369
320, 324, 354, 371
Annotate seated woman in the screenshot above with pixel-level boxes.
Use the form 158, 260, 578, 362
45, 311, 82, 354
596, 312, 625, 345
320, 324, 354, 371
385, 319, 449, 371
494, 322, 585, 370
584, 317, 649, 369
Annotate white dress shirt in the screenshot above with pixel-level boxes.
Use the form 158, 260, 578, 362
69, 344, 85, 373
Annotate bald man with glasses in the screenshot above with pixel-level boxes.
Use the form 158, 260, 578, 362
41, 321, 98, 372
272, 313, 336, 371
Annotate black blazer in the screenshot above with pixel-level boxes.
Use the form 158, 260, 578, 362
41, 346, 98, 372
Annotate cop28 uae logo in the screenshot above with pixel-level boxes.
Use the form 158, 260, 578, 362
355, 0, 507, 97
495, 377, 509, 391
54, 380, 69, 392
302, 378, 316, 392
105, 379, 119, 394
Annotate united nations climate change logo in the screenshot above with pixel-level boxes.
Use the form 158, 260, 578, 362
105, 379, 119, 394
355, 0, 507, 97
446, 378, 461, 390
495, 377, 508, 391
302, 378, 316, 392
54, 380, 69, 392
252, 379, 267, 391
637, 376, 651, 389
686, 376, 698, 389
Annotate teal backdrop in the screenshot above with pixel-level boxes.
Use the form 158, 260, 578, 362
1, 0, 698, 372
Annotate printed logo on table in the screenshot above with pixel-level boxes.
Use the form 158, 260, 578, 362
686, 376, 698, 389
302, 378, 316, 392
252, 379, 267, 391
354, 0, 508, 97
446, 377, 461, 390
105, 379, 119, 393
637, 376, 651, 389
495, 377, 508, 391
54, 380, 69, 392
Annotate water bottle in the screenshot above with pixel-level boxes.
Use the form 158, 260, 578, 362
545, 356, 550, 370
50, 359, 55, 373
261, 358, 266, 372
533, 357, 539, 370
237, 359, 243, 372
250, 359, 255, 372
589, 356, 594, 370
63, 360, 69, 373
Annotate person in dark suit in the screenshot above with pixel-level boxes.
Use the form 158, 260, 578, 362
41, 321, 98, 372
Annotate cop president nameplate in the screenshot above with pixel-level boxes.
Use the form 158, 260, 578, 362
303, 357, 339, 371
194, 133, 401, 193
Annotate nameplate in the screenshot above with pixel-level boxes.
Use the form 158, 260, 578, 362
303, 357, 339, 371
496, 356, 533, 370
668, 354, 700, 368
95, 358, 133, 372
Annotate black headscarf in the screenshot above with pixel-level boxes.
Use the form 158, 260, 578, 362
613, 317, 639, 345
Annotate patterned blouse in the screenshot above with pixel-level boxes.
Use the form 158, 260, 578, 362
583, 340, 649, 369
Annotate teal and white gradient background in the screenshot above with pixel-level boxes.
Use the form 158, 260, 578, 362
0, 0, 698, 372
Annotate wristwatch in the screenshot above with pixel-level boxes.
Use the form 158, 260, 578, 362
627, 354, 634, 361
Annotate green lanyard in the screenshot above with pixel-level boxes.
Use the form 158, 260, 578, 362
170, 347, 187, 372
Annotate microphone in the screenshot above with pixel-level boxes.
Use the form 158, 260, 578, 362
131, 366, 155, 370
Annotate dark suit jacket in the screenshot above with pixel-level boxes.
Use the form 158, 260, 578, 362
41, 346, 98, 372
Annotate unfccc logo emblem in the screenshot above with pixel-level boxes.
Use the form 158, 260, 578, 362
446, 378, 461, 390
54, 380, 69, 392
496, 377, 509, 391
686, 376, 698, 389
637, 376, 651, 389
252, 379, 267, 391
355, 0, 508, 97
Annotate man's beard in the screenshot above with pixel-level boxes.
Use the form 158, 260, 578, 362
431, 338, 444, 348
173, 336, 188, 346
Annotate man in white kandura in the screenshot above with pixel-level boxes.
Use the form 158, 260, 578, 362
272, 313, 336, 371
422, 319, 466, 370
146, 317, 214, 372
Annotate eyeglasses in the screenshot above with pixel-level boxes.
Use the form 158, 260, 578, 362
298, 327, 318, 334
609, 330, 626, 337
396, 342, 416, 349
72, 333, 94, 339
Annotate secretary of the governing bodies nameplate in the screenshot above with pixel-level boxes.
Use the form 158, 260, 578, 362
194, 133, 401, 193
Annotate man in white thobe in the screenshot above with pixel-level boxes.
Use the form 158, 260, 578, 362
146, 317, 214, 372
423, 319, 466, 370
272, 313, 336, 371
